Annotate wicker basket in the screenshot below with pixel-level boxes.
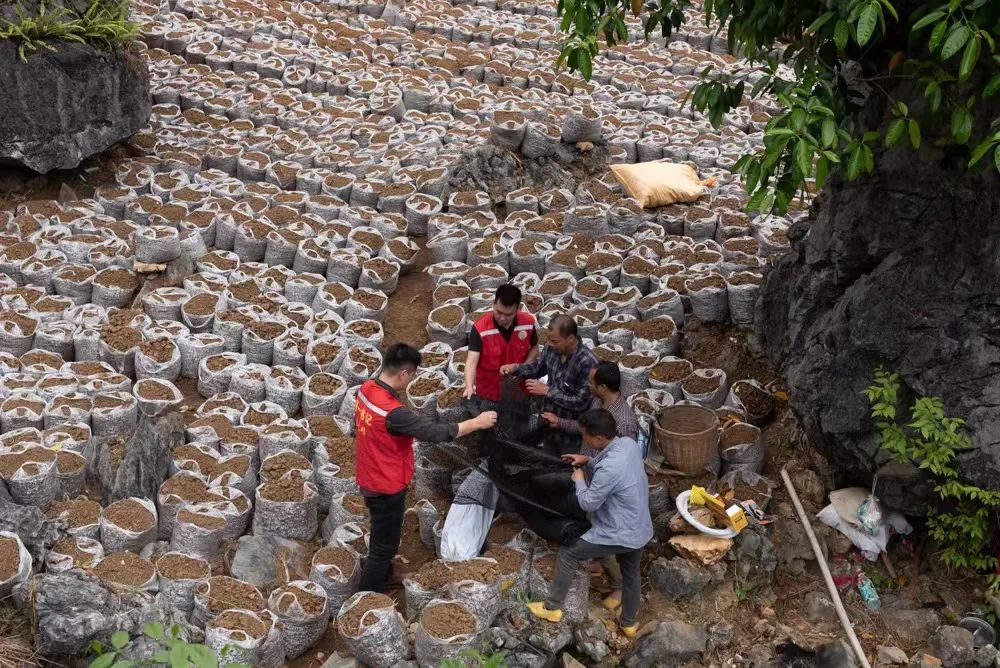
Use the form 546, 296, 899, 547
653, 405, 720, 475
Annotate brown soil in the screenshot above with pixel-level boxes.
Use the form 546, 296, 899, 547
101, 325, 142, 352
422, 602, 477, 638
733, 381, 773, 415
353, 288, 386, 310
94, 268, 138, 290
432, 305, 464, 329
138, 381, 176, 401
352, 231, 384, 251
206, 355, 238, 372
1, 397, 45, 413
364, 258, 398, 280
172, 445, 218, 473
0, 535, 21, 581
586, 252, 621, 271
320, 437, 356, 477
434, 285, 470, 303
56, 266, 96, 283
4, 241, 37, 261
651, 360, 693, 382
728, 272, 762, 286
248, 320, 285, 341
314, 546, 357, 578
176, 509, 227, 531
341, 494, 368, 517
0, 448, 56, 478
20, 350, 61, 368
51, 537, 100, 568
346, 320, 381, 338
184, 293, 219, 316
310, 341, 345, 366
201, 576, 265, 614
259, 473, 308, 502
421, 352, 449, 368
724, 238, 760, 255
598, 319, 633, 333
594, 346, 623, 363
339, 592, 395, 635
157, 552, 211, 580
539, 278, 570, 295
484, 546, 525, 575
687, 275, 726, 291
575, 279, 610, 299
720, 423, 759, 448
56, 451, 86, 473
103, 499, 155, 532
621, 352, 657, 369
682, 373, 722, 395
411, 558, 500, 589
229, 281, 262, 302
436, 385, 464, 408
0, 312, 39, 337
65, 361, 107, 376
212, 610, 267, 639
261, 452, 311, 481
138, 339, 176, 364
95, 551, 155, 587
623, 255, 656, 274
409, 375, 445, 397
308, 374, 343, 397
275, 583, 326, 616
306, 415, 344, 441
244, 407, 280, 427
46, 499, 101, 528
634, 318, 675, 339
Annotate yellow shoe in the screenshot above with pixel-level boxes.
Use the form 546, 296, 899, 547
601, 593, 622, 611
527, 601, 563, 623
621, 623, 639, 639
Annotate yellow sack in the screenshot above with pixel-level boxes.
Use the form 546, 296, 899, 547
609, 161, 713, 209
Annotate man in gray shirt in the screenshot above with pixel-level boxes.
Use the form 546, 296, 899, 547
527, 409, 653, 638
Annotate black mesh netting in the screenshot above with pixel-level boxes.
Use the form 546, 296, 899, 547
436, 378, 589, 545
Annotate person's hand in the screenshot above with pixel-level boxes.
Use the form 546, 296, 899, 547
572, 467, 586, 483
562, 454, 590, 468
500, 363, 519, 376
541, 412, 559, 428
474, 411, 497, 430
462, 384, 475, 400
525, 380, 549, 396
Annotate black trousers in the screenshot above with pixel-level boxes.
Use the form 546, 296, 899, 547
356, 489, 406, 593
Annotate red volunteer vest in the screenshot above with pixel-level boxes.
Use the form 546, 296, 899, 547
474, 311, 536, 402
354, 380, 415, 495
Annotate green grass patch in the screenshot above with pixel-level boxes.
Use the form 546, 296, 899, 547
0, 0, 140, 62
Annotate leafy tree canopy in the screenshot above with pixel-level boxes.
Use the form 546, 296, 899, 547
556, 0, 1000, 213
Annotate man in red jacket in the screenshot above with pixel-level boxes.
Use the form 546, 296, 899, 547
464, 284, 539, 411
355, 342, 497, 593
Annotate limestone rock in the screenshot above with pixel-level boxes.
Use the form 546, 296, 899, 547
562, 655, 586, 668
96, 414, 183, 505
728, 525, 777, 594
707, 620, 734, 650
788, 467, 827, 510
0, 41, 151, 173
881, 608, 941, 647
623, 620, 707, 668
668, 534, 733, 565
878, 646, 909, 666
649, 556, 714, 601
928, 626, 974, 667
909, 654, 943, 668
972, 645, 999, 667
756, 141, 1000, 506
774, 522, 819, 576
743, 645, 776, 668
0, 493, 66, 561
803, 591, 838, 623
574, 616, 610, 663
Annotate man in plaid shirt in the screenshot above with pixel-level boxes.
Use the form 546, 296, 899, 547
502, 314, 598, 456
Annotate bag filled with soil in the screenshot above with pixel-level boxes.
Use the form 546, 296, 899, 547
310, 545, 360, 619
686, 273, 729, 324
343, 287, 389, 323
336, 592, 408, 668
265, 367, 308, 416
426, 304, 467, 350
156, 551, 211, 617
133, 378, 183, 418
168, 502, 230, 559
0, 532, 32, 598
725, 379, 775, 425
205, 609, 279, 667
0, 444, 58, 506
100, 497, 158, 554
718, 421, 765, 475
681, 368, 730, 409
252, 473, 318, 541
197, 352, 247, 397
45, 535, 103, 572
414, 599, 480, 668
648, 356, 694, 400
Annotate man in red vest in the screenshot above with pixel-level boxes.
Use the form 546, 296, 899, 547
355, 342, 497, 593
464, 284, 539, 411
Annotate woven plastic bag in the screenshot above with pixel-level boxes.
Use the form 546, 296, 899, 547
310, 544, 361, 619
414, 599, 480, 668
267, 580, 329, 659
609, 161, 707, 209
155, 551, 211, 618
252, 476, 318, 541
99, 497, 158, 553
0, 532, 32, 598
336, 592, 409, 668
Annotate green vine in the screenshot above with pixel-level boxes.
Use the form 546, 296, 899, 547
865, 367, 1000, 591
88, 622, 250, 668
0, 0, 140, 62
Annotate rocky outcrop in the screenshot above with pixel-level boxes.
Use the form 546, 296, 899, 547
0, 39, 150, 173
756, 143, 1000, 506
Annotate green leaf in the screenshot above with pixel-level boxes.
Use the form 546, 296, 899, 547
111, 632, 130, 650
959, 36, 981, 82
579, 49, 592, 81
806, 11, 835, 35
143, 623, 164, 641
110, 662, 138, 668
821, 118, 836, 147
986, 75, 1000, 98
795, 139, 812, 176
895, 101, 908, 117
90, 654, 117, 668
908, 119, 921, 149
911, 10, 944, 31
941, 24, 970, 60
170, 642, 187, 668
951, 107, 972, 143
929, 20, 947, 52
885, 118, 905, 146
995, 145, 1000, 173
847, 146, 863, 180
816, 155, 830, 189
834, 20, 849, 50
856, 4, 878, 46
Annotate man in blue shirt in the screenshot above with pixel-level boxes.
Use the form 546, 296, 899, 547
527, 409, 653, 638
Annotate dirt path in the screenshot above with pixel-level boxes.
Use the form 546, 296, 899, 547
381, 240, 431, 350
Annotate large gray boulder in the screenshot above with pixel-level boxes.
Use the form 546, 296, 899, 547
0, 39, 150, 173
96, 413, 183, 505
756, 142, 1000, 509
